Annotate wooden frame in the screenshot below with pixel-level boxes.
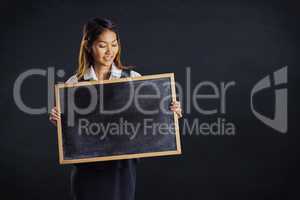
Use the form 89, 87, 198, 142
55, 73, 182, 164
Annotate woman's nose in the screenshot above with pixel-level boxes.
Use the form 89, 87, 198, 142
106, 46, 113, 54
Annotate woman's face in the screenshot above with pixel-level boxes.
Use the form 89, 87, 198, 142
91, 30, 119, 67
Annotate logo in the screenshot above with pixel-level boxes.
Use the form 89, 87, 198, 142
13, 65, 289, 136
250, 66, 288, 133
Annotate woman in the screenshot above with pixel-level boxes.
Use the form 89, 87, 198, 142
49, 17, 182, 200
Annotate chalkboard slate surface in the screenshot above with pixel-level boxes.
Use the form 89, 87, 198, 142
55, 73, 181, 164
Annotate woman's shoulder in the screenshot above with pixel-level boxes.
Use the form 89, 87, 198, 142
65, 74, 78, 83
130, 70, 142, 77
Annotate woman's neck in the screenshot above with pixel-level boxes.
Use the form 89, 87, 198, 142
93, 63, 111, 80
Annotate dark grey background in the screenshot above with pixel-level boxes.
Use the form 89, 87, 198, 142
2, 0, 299, 199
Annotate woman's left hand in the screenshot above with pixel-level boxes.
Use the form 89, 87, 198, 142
170, 101, 183, 119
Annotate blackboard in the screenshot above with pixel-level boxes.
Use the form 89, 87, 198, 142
55, 73, 181, 164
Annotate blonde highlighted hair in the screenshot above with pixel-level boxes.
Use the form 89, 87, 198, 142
76, 18, 130, 80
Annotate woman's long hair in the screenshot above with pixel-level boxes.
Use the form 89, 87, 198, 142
76, 17, 129, 79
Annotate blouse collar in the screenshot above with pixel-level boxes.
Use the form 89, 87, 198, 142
83, 62, 122, 81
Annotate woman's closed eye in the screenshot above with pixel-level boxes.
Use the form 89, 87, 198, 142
98, 44, 107, 48
98, 44, 118, 48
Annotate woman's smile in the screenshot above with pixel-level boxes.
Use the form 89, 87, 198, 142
103, 56, 113, 61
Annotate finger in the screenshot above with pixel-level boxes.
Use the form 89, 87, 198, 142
173, 104, 180, 108
51, 108, 57, 113
171, 108, 182, 114
175, 108, 182, 113
170, 105, 179, 110
51, 112, 61, 120
50, 117, 57, 124
53, 114, 61, 120
169, 106, 176, 111
173, 101, 180, 106
52, 107, 60, 114
176, 110, 182, 117
53, 111, 61, 117
175, 110, 182, 115
53, 109, 61, 115
51, 109, 61, 116
170, 103, 180, 107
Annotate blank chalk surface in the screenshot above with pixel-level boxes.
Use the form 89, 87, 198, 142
55, 73, 181, 164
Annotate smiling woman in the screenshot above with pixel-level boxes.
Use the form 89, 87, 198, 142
76, 18, 129, 81
49, 17, 182, 200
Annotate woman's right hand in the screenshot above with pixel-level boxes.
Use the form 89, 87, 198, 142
49, 107, 61, 127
